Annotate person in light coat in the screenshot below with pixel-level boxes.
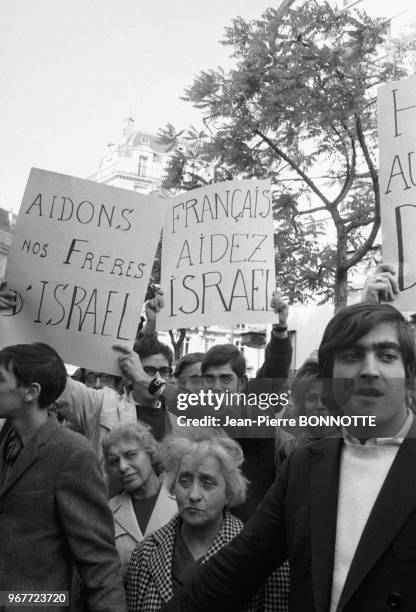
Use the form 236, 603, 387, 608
102, 422, 177, 579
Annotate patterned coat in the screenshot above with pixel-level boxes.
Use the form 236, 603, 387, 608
126, 511, 290, 612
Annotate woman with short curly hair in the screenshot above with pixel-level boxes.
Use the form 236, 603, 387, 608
126, 428, 290, 611
161, 428, 248, 507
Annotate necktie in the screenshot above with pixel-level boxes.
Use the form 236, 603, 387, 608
1, 427, 23, 485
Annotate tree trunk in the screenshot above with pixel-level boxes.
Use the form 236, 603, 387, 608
334, 269, 348, 311
334, 233, 349, 311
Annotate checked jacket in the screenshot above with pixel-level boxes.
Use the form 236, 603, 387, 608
126, 510, 289, 612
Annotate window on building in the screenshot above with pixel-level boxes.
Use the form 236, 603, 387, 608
235, 339, 245, 355
138, 156, 148, 177
235, 323, 246, 330
141, 136, 150, 145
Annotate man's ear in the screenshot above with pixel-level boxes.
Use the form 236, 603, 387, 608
238, 375, 248, 393
24, 382, 41, 403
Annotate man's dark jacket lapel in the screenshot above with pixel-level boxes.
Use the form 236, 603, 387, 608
308, 437, 342, 612
337, 417, 416, 611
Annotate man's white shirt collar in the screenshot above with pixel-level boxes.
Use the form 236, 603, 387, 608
343, 408, 413, 447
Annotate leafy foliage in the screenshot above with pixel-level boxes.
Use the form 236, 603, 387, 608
161, 1, 416, 307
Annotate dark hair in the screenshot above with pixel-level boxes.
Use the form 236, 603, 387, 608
318, 302, 416, 410
291, 359, 320, 415
174, 352, 205, 378
0, 342, 67, 408
201, 344, 246, 378
133, 336, 173, 367
71, 368, 86, 382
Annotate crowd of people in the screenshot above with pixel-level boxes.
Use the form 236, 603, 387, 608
1, 264, 416, 611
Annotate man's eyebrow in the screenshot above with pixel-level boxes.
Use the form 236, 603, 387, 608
374, 341, 402, 350
341, 341, 402, 351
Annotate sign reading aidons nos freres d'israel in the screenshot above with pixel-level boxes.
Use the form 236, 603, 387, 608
0, 168, 166, 374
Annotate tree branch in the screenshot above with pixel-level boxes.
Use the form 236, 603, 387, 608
345, 215, 375, 232
330, 130, 357, 208
293, 206, 329, 216
253, 128, 332, 207
344, 115, 381, 270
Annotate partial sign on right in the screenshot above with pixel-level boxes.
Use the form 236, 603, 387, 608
378, 74, 416, 309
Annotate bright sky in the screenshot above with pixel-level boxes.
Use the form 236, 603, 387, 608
1, 0, 415, 213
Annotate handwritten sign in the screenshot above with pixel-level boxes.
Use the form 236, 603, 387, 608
157, 179, 276, 330
0, 168, 166, 374
378, 75, 416, 309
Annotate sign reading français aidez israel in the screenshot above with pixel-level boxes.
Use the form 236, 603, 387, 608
157, 179, 276, 330
0, 168, 166, 374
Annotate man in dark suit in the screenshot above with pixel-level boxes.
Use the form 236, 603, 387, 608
0, 342, 126, 612
161, 301, 416, 612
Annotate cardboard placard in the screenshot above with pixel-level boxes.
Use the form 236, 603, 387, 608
0, 168, 166, 374
378, 75, 416, 309
157, 179, 276, 330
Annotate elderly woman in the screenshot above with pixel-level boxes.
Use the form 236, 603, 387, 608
126, 428, 289, 611
102, 422, 177, 580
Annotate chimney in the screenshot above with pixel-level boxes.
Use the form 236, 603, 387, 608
122, 117, 134, 138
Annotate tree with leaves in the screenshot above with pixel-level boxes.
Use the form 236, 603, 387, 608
160, 1, 415, 308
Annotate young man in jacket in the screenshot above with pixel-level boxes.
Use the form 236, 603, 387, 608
162, 301, 416, 612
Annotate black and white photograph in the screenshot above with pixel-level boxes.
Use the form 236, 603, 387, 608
1, 1, 416, 610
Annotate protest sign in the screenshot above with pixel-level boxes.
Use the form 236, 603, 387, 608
0, 168, 166, 374
157, 179, 276, 330
378, 75, 416, 309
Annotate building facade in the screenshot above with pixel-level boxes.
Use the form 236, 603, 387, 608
0, 208, 16, 279
88, 118, 180, 195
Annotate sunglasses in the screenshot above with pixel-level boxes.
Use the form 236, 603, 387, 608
142, 366, 172, 378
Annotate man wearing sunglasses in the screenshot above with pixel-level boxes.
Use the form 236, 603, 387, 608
123, 335, 174, 442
